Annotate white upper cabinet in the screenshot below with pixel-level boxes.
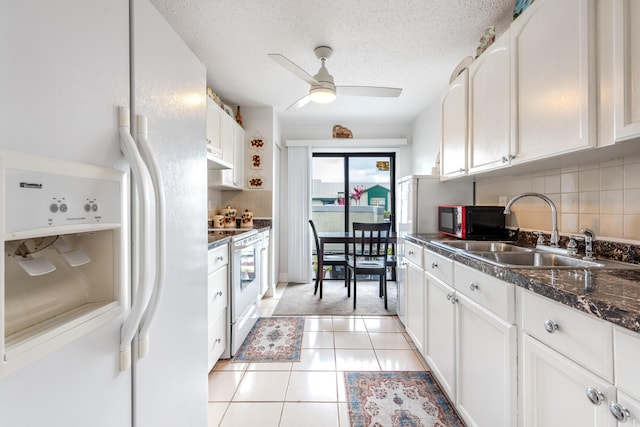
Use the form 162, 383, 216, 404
467, 30, 511, 174
613, 0, 640, 143
509, 0, 596, 164
208, 106, 244, 190
206, 98, 222, 155
441, 70, 468, 179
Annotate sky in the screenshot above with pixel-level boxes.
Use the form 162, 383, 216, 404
312, 156, 391, 184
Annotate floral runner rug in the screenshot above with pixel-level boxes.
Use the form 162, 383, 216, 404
345, 371, 465, 427
233, 316, 304, 362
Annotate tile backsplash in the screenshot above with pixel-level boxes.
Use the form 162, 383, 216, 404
218, 190, 273, 218
475, 155, 640, 243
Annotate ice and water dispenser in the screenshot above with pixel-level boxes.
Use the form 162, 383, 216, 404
1, 150, 126, 375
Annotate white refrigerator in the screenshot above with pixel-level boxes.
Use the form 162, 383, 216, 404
396, 175, 473, 235
395, 175, 472, 325
0, 1, 208, 426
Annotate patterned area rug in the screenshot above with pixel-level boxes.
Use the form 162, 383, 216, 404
345, 371, 465, 427
233, 317, 304, 362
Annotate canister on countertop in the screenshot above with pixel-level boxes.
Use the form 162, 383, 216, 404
241, 209, 254, 228
212, 215, 224, 229
222, 205, 237, 228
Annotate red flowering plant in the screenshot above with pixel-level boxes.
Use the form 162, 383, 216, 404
337, 195, 345, 205
350, 185, 365, 205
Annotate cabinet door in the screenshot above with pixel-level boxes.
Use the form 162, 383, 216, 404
441, 70, 468, 178
615, 391, 640, 427
455, 294, 517, 427
424, 276, 456, 400
613, 0, 640, 142
219, 114, 235, 187
206, 98, 222, 153
510, 0, 595, 163
208, 309, 227, 372
468, 30, 511, 174
522, 334, 616, 427
405, 260, 425, 354
233, 123, 244, 188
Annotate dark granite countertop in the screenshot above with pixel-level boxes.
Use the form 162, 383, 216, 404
207, 222, 272, 250
405, 233, 640, 333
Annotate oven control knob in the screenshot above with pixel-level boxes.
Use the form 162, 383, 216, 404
50, 203, 59, 213
59, 203, 68, 213
91, 203, 99, 212
84, 203, 91, 212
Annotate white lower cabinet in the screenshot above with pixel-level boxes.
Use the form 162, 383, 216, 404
425, 275, 456, 399
207, 244, 229, 371
522, 333, 615, 427
456, 293, 517, 427
405, 257, 425, 355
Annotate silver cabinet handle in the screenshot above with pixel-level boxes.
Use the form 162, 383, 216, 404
459, 168, 465, 173
408, 250, 414, 255
215, 338, 221, 344
216, 290, 223, 297
217, 256, 224, 261
431, 262, 438, 269
585, 387, 605, 406
544, 319, 558, 333
469, 283, 478, 291
446, 293, 457, 304
610, 401, 631, 422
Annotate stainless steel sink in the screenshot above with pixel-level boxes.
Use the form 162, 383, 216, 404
431, 239, 640, 269
432, 240, 532, 252
468, 251, 605, 269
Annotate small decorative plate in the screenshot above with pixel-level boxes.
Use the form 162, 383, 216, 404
249, 137, 264, 150
248, 175, 264, 189
250, 153, 262, 169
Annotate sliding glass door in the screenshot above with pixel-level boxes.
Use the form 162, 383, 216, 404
312, 153, 395, 233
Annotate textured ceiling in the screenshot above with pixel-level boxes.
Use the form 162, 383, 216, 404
150, 0, 514, 126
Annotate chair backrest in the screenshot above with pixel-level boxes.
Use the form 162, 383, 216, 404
351, 222, 391, 259
309, 219, 321, 254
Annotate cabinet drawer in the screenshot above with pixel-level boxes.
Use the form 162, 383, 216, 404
208, 309, 227, 371
404, 240, 423, 268
521, 290, 613, 381
454, 263, 515, 323
208, 244, 228, 274
424, 250, 453, 284
207, 265, 228, 322
614, 326, 640, 400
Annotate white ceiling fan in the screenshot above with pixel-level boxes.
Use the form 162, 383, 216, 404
268, 46, 402, 111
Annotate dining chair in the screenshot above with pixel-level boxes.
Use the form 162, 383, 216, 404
309, 219, 348, 298
346, 221, 392, 309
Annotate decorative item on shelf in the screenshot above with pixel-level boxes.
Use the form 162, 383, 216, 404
240, 210, 254, 228
235, 106, 243, 127
332, 125, 353, 139
449, 56, 474, 84
249, 131, 264, 150
223, 104, 233, 116
221, 205, 237, 228
206, 87, 223, 107
248, 175, 264, 189
513, 0, 534, 19
476, 26, 496, 58
251, 153, 262, 169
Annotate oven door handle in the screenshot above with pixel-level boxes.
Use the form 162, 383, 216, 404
136, 114, 166, 360
118, 107, 155, 371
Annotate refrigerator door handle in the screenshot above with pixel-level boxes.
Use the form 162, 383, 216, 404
135, 114, 166, 359
118, 106, 155, 371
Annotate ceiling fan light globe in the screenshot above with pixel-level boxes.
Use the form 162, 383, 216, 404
309, 86, 336, 103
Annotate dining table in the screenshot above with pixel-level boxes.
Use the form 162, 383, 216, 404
316, 230, 398, 284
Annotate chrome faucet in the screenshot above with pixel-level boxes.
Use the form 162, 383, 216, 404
580, 227, 595, 260
504, 192, 559, 247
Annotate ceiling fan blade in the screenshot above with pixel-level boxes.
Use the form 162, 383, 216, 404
336, 86, 402, 97
268, 53, 319, 86
285, 94, 312, 111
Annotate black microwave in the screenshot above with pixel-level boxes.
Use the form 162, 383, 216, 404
438, 205, 510, 240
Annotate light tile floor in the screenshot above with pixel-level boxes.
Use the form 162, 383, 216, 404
208, 282, 428, 427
